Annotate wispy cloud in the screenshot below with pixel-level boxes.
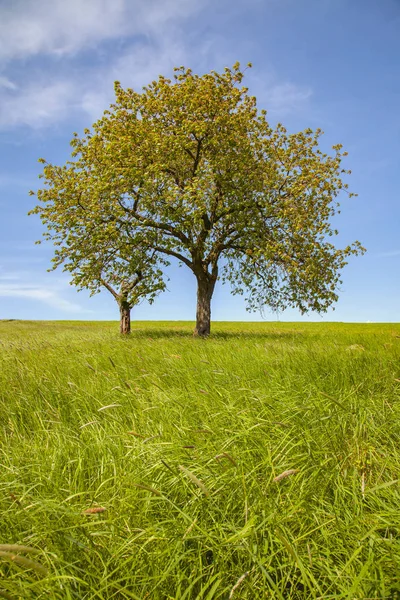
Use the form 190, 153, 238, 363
0, 173, 36, 189
82, 33, 190, 122
0, 0, 202, 129
0, 0, 311, 130
0, 54, 313, 130
375, 249, 400, 258
0, 39, 188, 129
0, 79, 78, 129
0, 76, 17, 90
245, 70, 313, 117
0, 273, 21, 281
0, 0, 200, 62
0, 284, 83, 312
0, 271, 87, 312
262, 82, 313, 115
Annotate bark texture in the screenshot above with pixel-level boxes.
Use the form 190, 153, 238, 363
194, 274, 216, 336
119, 301, 131, 335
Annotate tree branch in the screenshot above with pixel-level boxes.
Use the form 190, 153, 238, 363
124, 210, 192, 247
192, 137, 203, 177
151, 245, 193, 270
100, 278, 119, 300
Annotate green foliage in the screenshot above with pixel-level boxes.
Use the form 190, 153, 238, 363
1, 321, 400, 598
29, 168, 167, 311
30, 63, 364, 319
63, 238, 166, 310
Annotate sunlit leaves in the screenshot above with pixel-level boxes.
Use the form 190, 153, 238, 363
30, 63, 364, 320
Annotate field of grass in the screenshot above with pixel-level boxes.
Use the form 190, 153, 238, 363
0, 320, 400, 599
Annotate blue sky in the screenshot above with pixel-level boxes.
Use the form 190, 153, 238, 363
0, 0, 399, 323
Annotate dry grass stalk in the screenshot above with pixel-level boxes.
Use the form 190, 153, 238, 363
0, 545, 39, 554
161, 459, 176, 474
143, 434, 161, 443
215, 452, 237, 466
133, 483, 161, 496
179, 465, 210, 497
307, 543, 313, 567
346, 344, 365, 351
273, 469, 299, 482
229, 572, 249, 598
182, 518, 198, 539
127, 431, 146, 438
192, 429, 213, 434
79, 421, 98, 429
82, 506, 107, 515
0, 551, 48, 576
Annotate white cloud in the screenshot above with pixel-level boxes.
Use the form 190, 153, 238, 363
0, 0, 312, 129
375, 249, 400, 258
244, 69, 313, 116
0, 76, 17, 90
0, 53, 313, 130
0, 255, 46, 266
0, 38, 187, 129
262, 82, 313, 115
0, 0, 200, 129
0, 273, 21, 281
0, 79, 77, 129
0, 0, 200, 62
0, 285, 83, 312
0, 274, 86, 312
0, 173, 33, 188
81, 36, 187, 121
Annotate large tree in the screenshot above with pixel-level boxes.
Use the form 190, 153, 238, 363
31, 63, 364, 335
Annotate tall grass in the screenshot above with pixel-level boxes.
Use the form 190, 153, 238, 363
0, 320, 400, 599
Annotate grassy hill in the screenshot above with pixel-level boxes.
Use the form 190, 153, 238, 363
1, 321, 400, 599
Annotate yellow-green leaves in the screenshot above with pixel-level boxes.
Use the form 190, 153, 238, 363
31, 63, 364, 326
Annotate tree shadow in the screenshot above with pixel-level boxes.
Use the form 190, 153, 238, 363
129, 327, 304, 341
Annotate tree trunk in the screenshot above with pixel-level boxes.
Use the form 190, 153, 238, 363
194, 274, 216, 336
119, 300, 131, 335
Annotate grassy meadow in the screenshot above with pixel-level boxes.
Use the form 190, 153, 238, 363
0, 320, 400, 599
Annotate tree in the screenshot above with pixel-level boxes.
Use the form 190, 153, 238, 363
30, 63, 364, 335
30, 166, 166, 333
64, 243, 166, 334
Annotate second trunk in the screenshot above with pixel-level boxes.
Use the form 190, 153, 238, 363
194, 275, 215, 336
119, 300, 131, 335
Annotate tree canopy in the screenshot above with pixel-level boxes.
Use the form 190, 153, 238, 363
64, 239, 166, 334
30, 162, 166, 333
30, 62, 364, 334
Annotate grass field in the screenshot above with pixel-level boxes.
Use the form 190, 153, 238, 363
0, 320, 400, 599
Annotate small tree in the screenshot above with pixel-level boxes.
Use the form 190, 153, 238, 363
30, 165, 166, 333
68, 246, 166, 334
31, 63, 364, 335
